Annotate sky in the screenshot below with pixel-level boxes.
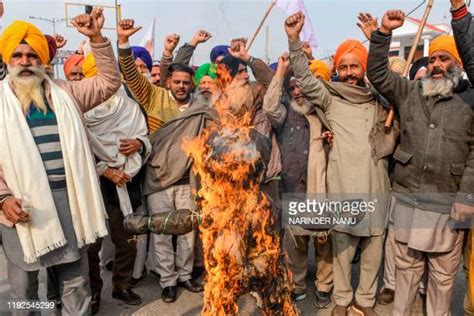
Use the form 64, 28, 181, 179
1, 0, 460, 66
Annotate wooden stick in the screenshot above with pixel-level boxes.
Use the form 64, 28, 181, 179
246, 1, 276, 51
385, 0, 435, 128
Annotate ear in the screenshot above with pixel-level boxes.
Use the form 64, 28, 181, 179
166, 77, 171, 89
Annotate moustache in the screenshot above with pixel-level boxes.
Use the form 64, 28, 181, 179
342, 75, 358, 82
430, 67, 445, 76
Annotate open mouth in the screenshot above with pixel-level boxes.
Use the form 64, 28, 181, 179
19, 70, 35, 76
431, 72, 444, 80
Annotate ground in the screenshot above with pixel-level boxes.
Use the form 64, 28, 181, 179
0, 243, 466, 316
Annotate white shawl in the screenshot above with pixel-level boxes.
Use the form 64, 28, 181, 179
0, 76, 108, 264
84, 86, 150, 216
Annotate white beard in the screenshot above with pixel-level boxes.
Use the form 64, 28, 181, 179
290, 98, 312, 116
422, 66, 462, 98
8, 65, 47, 114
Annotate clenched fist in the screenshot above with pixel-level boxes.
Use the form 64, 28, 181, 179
117, 19, 142, 45
71, 7, 105, 43
380, 10, 405, 34
163, 34, 180, 57
285, 12, 305, 42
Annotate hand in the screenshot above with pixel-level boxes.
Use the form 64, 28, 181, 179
163, 34, 180, 57
380, 10, 405, 34
276, 52, 290, 76
302, 42, 313, 60
357, 12, 379, 41
322, 131, 334, 147
2, 197, 30, 225
103, 168, 131, 187
228, 38, 251, 63
190, 30, 212, 47
77, 40, 87, 55
71, 8, 105, 43
451, 0, 466, 10
0, 211, 14, 228
117, 19, 142, 45
450, 202, 474, 222
54, 34, 68, 49
119, 138, 142, 156
285, 12, 305, 42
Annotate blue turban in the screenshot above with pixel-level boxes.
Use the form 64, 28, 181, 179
131, 46, 153, 71
210, 45, 230, 63
269, 62, 278, 71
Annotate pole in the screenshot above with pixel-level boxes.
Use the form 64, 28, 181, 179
265, 26, 269, 64
246, 1, 276, 51
385, 0, 434, 128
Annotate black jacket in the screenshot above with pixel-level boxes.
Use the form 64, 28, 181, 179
452, 11, 474, 85
367, 31, 474, 213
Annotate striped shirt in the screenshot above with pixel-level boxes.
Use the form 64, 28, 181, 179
118, 47, 180, 133
26, 106, 66, 189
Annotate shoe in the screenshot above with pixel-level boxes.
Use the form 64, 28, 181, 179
331, 305, 349, 316
377, 288, 395, 305
178, 279, 204, 293
315, 291, 331, 308
350, 301, 377, 316
162, 286, 177, 303
131, 270, 147, 289
112, 288, 142, 305
192, 266, 206, 280
290, 291, 307, 302
91, 292, 101, 315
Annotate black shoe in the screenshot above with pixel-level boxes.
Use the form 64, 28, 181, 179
178, 279, 204, 293
131, 270, 147, 289
112, 288, 142, 305
91, 292, 101, 315
162, 286, 177, 303
315, 291, 331, 308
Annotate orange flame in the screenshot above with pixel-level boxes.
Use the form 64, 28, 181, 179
182, 64, 298, 315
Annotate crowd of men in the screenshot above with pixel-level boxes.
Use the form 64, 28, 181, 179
0, 0, 473, 315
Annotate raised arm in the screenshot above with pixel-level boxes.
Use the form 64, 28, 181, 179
451, 0, 474, 84
285, 12, 332, 112
228, 38, 275, 90
117, 18, 163, 112
175, 30, 212, 65
67, 8, 121, 112
263, 53, 290, 128
367, 10, 415, 107
159, 34, 180, 88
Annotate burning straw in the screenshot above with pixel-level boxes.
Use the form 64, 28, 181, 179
182, 64, 298, 315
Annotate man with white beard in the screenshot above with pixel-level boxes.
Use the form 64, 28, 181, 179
367, 10, 474, 316
0, 9, 121, 315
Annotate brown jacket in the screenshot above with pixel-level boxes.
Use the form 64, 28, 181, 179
0, 39, 121, 198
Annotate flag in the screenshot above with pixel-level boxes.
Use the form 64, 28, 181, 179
275, 0, 318, 48
140, 17, 156, 59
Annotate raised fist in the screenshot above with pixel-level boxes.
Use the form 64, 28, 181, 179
380, 10, 405, 34
190, 30, 212, 46
117, 19, 142, 45
285, 12, 305, 42
163, 34, 180, 57
71, 7, 105, 43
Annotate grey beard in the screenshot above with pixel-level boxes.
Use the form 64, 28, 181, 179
422, 66, 462, 98
290, 98, 312, 116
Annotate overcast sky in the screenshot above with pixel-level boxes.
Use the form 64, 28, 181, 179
2, 0, 458, 65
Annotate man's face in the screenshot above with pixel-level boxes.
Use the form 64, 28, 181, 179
427, 51, 457, 80
337, 53, 365, 85
167, 71, 194, 102
288, 79, 304, 105
68, 65, 84, 81
151, 65, 160, 85
232, 64, 249, 85
9, 44, 43, 74
199, 76, 218, 98
135, 58, 149, 75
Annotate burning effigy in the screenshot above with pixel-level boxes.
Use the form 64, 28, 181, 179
181, 64, 298, 315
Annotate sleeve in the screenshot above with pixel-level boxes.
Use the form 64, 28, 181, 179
452, 9, 474, 85
289, 38, 332, 112
67, 39, 122, 113
263, 72, 287, 128
367, 31, 415, 107
248, 57, 275, 91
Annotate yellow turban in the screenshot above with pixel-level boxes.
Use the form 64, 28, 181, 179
0, 20, 49, 65
82, 53, 97, 78
388, 56, 407, 75
309, 59, 331, 82
429, 35, 462, 65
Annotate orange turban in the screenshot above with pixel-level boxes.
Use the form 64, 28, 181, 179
0, 20, 49, 65
334, 39, 368, 71
82, 53, 97, 78
309, 60, 331, 82
429, 35, 462, 65
64, 54, 85, 79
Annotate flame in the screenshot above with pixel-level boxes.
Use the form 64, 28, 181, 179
182, 65, 298, 315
